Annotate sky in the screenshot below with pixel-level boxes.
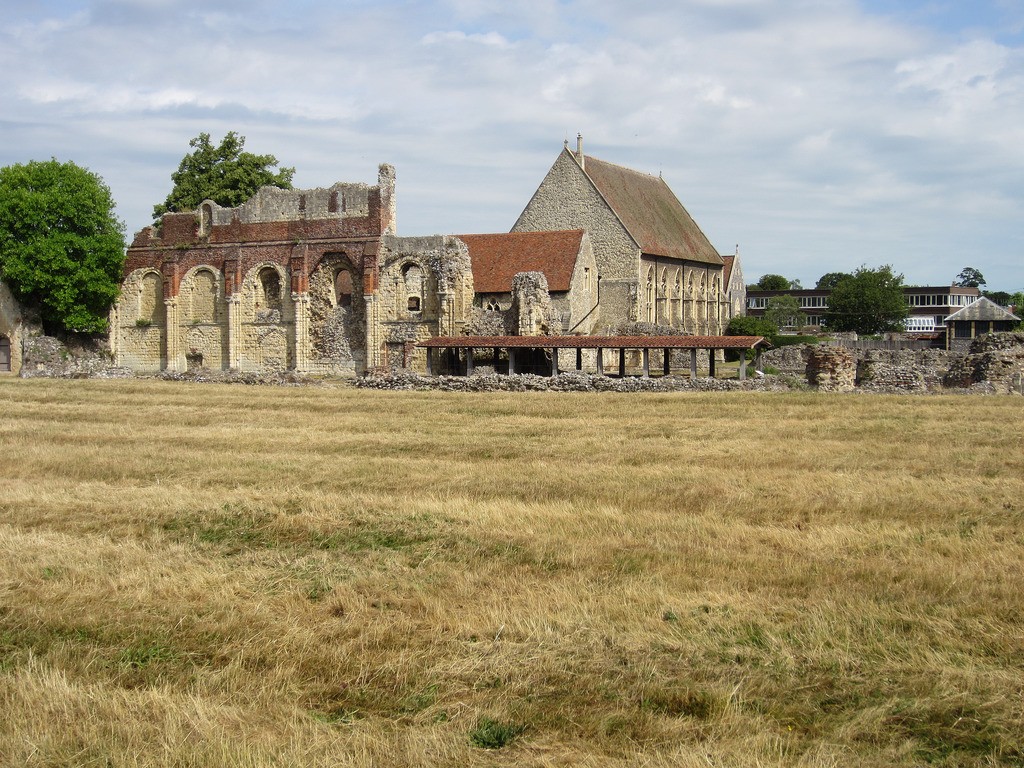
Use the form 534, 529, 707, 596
2, 0, 1022, 291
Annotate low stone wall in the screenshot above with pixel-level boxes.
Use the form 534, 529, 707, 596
20, 334, 132, 379
944, 332, 1024, 394
356, 371, 801, 393
761, 345, 810, 374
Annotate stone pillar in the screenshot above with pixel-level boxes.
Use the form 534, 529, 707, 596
806, 347, 856, 391
364, 293, 379, 371
292, 293, 310, 372
689, 349, 697, 380
165, 297, 181, 372
226, 295, 241, 369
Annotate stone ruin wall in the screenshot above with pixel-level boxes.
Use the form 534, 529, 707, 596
945, 332, 1024, 394
763, 340, 1023, 393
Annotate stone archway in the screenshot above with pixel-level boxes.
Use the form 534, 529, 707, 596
307, 253, 365, 373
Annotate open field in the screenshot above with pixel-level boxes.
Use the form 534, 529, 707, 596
1, 378, 1022, 767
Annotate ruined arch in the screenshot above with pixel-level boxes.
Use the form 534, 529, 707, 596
308, 252, 365, 372
403, 263, 424, 313
180, 265, 228, 370
115, 267, 168, 371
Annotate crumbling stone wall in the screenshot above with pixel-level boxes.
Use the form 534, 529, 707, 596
0, 279, 30, 375
511, 272, 555, 336
307, 253, 365, 374
806, 347, 856, 391
857, 349, 955, 392
944, 332, 1024, 394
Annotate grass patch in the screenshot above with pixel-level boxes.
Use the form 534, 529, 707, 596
1, 378, 1023, 766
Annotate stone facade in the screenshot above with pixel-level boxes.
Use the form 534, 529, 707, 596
512, 137, 727, 335
0, 280, 27, 376
113, 165, 406, 375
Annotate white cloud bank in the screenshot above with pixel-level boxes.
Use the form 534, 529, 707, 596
1, 0, 1022, 290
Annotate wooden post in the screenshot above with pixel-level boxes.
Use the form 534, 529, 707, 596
508, 348, 516, 375
618, 348, 626, 377
709, 351, 716, 378
663, 348, 670, 376
641, 348, 650, 378
493, 347, 499, 372
426, 347, 433, 376
739, 351, 747, 381
690, 349, 697, 380
576, 347, 582, 371
466, 347, 474, 376
550, 348, 558, 377
755, 348, 763, 372
596, 348, 604, 375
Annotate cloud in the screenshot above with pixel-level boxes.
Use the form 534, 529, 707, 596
0, 0, 1022, 289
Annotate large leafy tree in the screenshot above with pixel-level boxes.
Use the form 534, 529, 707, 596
153, 132, 295, 219
754, 274, 792, 291
816, 271, 852, 290
824, 265, 908, 335
954, 266, 986, 288
0, 159, 126, 333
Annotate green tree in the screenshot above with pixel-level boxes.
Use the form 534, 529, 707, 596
816, 271, 852, 290
824, 265, 908, 335
0, 159, 126, 333
763, 295, 807, 330
755, 274, 791, 291
983, 290, 1011, 306
954, 266, 986, 288
154, 132, 295, 219
726, 314, 778, 345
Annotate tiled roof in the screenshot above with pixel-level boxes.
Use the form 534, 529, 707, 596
721, 254, 735, 286
457, 230, 585, 293
582, 155, 723, 266
945, 297, 1021, 322
420, 335, 768, 350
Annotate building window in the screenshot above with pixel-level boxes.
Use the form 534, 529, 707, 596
335, 269, 353, 308
259, 267, 282, 312
485, 298, 501, 312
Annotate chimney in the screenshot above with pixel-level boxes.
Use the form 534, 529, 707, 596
576, 133, 585, 170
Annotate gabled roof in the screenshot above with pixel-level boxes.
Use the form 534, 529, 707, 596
581, 154, 723, 266
945, 296, 1021, 323
458, 230, 586, 293
721, 254, 735, 286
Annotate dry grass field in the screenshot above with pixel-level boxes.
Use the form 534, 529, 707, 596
1, 378, 1022, 767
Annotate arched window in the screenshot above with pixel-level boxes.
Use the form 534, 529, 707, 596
259, 267, 282, 311
485, 298, 501, 312
403, 264, 424, 314
140, 271, 164, 324
199, 202, 214, 237
335, 269, 353, 308
646, 267, 655, 322
192, 269, 218, 322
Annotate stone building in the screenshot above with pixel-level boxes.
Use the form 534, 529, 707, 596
0, 280, 26, 375
721, 248, 745, 324
113, 165, 475, 375
512, 135, 727, 334
459, 229, 599, 336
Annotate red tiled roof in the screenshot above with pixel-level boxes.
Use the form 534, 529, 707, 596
420, 335, 768, 350
582, 156, 723, 266
458, 230, 585, 293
